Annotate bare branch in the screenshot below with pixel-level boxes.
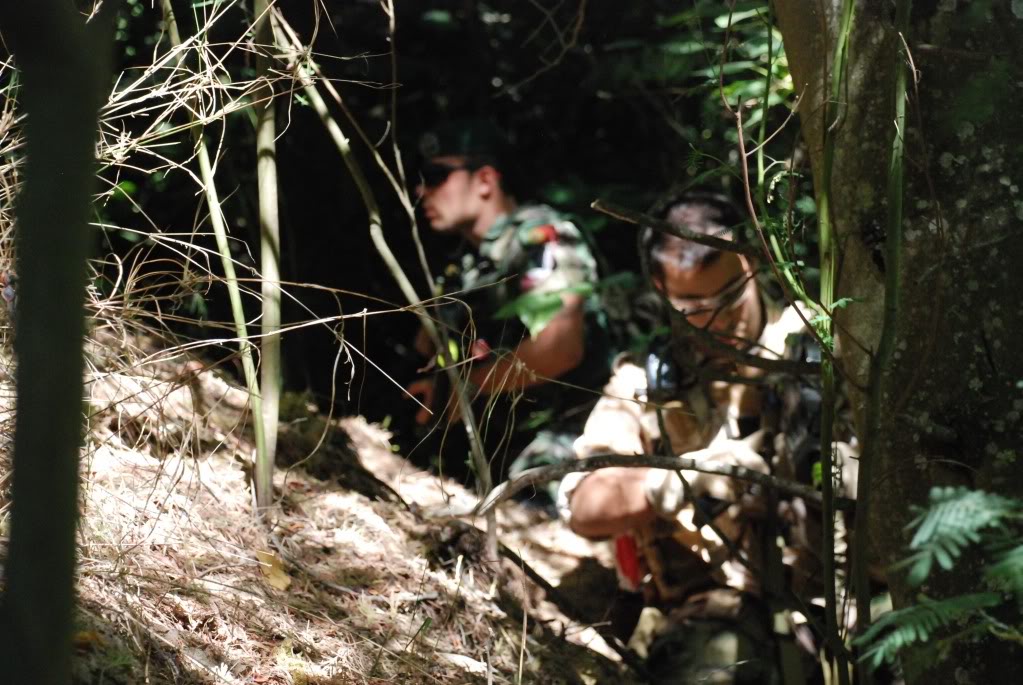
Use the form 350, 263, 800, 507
666, 307, 821, 377
426, 450, 852, 519
591, 198, 763, 260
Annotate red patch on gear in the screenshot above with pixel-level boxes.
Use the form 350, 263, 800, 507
527, 224, 559, 245
615, 534, 643, 591
469, 339, 492, 361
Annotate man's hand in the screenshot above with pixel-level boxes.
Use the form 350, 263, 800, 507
644, 430, 769, 514
406, 376, 470, 426
405, 377, 436, 426
568, 431, 770, 538
464, 293, 585, 396
414, 326, 434, 358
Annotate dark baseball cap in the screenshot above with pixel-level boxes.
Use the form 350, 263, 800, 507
418, 119, 511, 167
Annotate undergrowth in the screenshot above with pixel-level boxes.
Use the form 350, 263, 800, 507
856, 486, 1023, 671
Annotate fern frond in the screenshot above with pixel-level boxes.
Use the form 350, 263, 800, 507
855, 593, 1002, 670
985, 542, 1023, 605
901, 487, 1016, 586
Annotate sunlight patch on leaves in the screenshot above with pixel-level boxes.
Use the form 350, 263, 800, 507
855, 593, 1002, 670
256, 550, 292, 591
494, 283, 593, 338
895, 487, 1016, 587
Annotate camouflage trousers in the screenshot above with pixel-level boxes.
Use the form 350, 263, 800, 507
506, 428, 579, 503
638, 589, 780, 685
406, 397, 586, 504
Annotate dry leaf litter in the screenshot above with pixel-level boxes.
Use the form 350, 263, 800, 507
1, 332, 638, 685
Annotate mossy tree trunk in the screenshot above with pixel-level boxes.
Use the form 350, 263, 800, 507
0, 3, 112, 683
774, 1, 1023, 681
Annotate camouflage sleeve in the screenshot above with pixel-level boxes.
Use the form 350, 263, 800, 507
508, 207, 599, 337
515, 210, 598, 294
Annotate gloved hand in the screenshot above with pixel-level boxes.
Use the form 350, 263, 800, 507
405, 377, 437, 426
642, 430, 768, 518
643, 466, 688, 518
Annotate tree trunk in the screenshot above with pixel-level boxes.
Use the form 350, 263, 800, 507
0, 3, 112, 683
255, 0, 282, 508
774, 1, 1023, 681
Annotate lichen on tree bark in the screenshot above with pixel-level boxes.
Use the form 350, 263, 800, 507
775, 0, 1023, 680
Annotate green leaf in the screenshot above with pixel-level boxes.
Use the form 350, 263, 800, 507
544, 184, 577, 205
186, 292, 208, 319
985, 542, 1023, 603
659, 39, 706, 56
831, 297, 856, 310
597, 271, 639, 291
795, 196, 817, 215
900, 487, 1016, 587
934, 545, 954, 571
894, 551, 932, 588
114, 180, 138, 199
117, 228, 143, 243
855, 593, 1001, 669
713, 8, 764, 28
422, 9, 453, 25
693, 61, 759, 78
494, 284, 593, 338
521, 409, 554, 431
944, 58, 1010, 131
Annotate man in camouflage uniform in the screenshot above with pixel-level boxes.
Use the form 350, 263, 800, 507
558, 194, 859, 683
406, 120, 610, 497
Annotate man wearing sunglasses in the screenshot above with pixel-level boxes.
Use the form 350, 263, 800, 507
556, 193, 852, 684
405, 120, 610, 497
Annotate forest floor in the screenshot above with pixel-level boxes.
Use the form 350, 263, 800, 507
0, 332, 641, 684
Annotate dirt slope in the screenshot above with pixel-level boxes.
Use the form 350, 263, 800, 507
3, 338, 640, 684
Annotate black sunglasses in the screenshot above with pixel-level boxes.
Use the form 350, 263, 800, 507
419, 161, 480, 188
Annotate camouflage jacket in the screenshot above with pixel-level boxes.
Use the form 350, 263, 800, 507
436, 204, 610, 401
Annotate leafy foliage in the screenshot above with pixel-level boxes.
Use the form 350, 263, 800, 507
985, 542, 1023, 605
856, 592, 1002, 670
896, 486, 1017, 587
494, 283, 593, 338
857, 486, 1023, 669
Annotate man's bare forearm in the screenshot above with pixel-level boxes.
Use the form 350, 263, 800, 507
568, 467, 655, 539
470, 294, 585, 394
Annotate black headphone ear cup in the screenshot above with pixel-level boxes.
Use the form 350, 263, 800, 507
631, 291, 667, 338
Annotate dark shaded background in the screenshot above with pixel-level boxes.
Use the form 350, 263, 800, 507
97, 0, 802, 431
